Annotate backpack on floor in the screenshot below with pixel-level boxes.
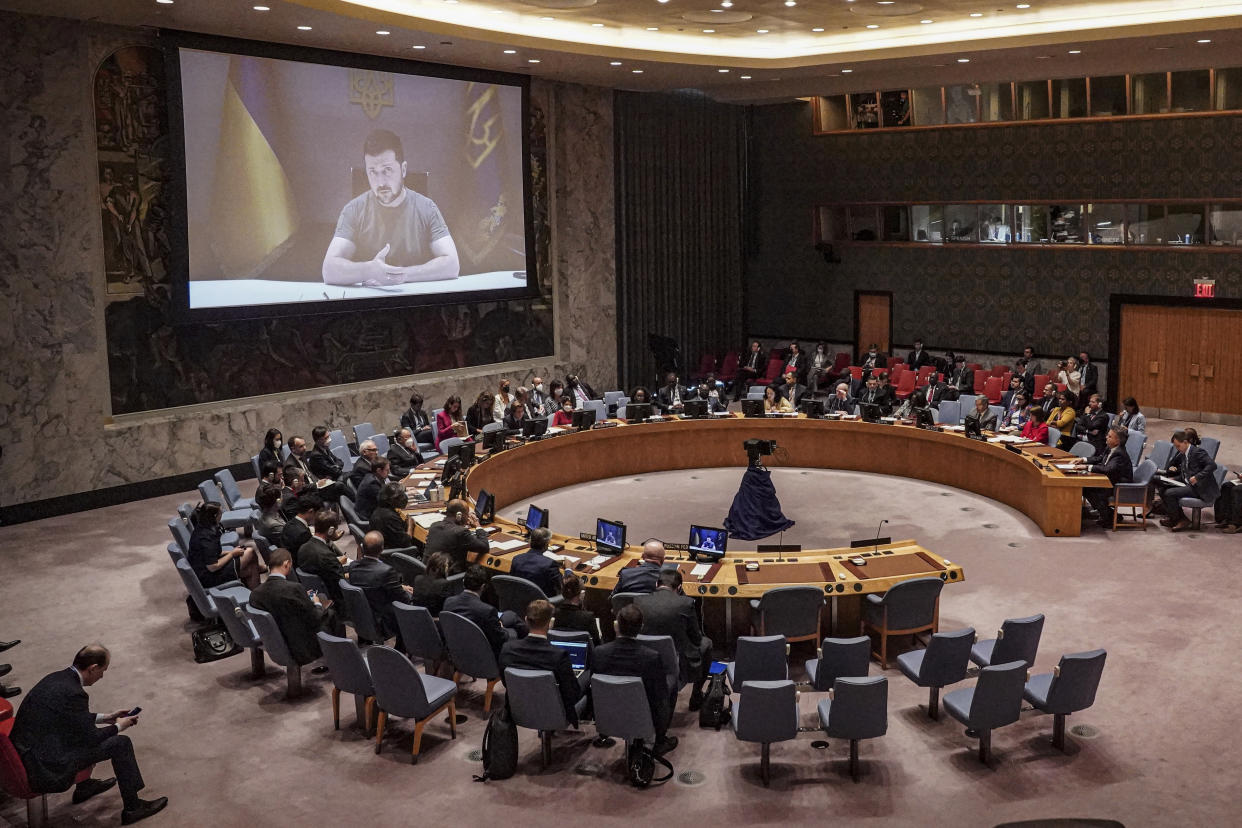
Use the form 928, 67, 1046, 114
475, 704, 518, 781
698, 672, 732, 730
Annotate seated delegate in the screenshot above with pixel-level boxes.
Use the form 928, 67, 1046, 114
763, 385, 793, 414
370, 482, 416, 550
410, 552, 454, 616
187, 503, 262, 590
554, 572, 601, 645
963, 396, 997, 432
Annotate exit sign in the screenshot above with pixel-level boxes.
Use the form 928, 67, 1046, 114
1195, 279, 1216, 299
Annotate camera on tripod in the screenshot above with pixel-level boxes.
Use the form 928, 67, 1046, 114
744, 438, 777, 466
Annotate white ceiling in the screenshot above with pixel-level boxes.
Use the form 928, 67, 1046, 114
3, 0, 1241, 103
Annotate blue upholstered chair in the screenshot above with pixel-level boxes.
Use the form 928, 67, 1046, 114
492, 574, 563, 615
943, 660, 1027, 763
818, 676, 888, 781
317, 632, 376, 732
209, 589, 265, 679
895, 627, 974, 719
731, 680, 799, 786
439, 611, 503, 712
860, 576, 943, 668
1023, 649, 1107, 752
366, 645, 458, 763
246, 605, 304, 698
805, 636, 870, 692
504, 667, 584, 768
392, 603, 445, 672
726, 635, 788, 688
748, 585, 824, 644
339, 579, 386, 644
213, 468, 255, 511
971, 614, 1044, 669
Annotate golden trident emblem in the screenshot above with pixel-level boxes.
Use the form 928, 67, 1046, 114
465, 83, 501, 169
348, 69, 394, 120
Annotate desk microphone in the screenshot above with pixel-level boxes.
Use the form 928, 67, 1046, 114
873, 519, 888, 553
777, 530, 785, 563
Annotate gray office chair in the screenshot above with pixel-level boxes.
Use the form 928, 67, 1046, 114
547, 629, 594, 689
175, 558, 249, 622
1146, 439, 1173, 470
895, 627, 974, 719
1069, 441, 1096, 458
252, 532, 273, 564
609, 592, 644, 613
196, 481, 252, 530
481, 421, 505, 435
439, 436, 465, 456
246, 606, 304, 698
1181, 465, 1230, 529
213, 468, 255, 511
1200, 436, 1221, 460
366, 645, 458, 763
294, 568, 328, 595
492, 574, 564, 616
818, 676, 889, 782
340, 495, 369, 531
1023, 648, 1107, 752
209, 589, 265, 679
988, 404, 1005, 424
726, 635, 788, 687
439, 611, 503, 712
352, 422, 376, 447
372, 433, 390, 455
635, 634, 682, 698
168, 517, 191, 555
504, 668, 579, 769
732, 680, 799, 786
935, 399, 960, 425
806, 636, 870, 692
749, 586, 824, 644
860, 576, 944, 668
392, 603, 445, 672
971, 614, 1044, 669
250, 454, 263, 481
339, 580, 386, 644
166, 542, 185, 565
1124, 430, 1147, 466
382, 551, 426, 584
943, 660, 1027, 763
1112, 459, 1156, 530
1047, 426, 1061, 448
591, 674, 657, 771
603, 390, 625, 415
348, 523, 366, 547
331, 444, 353, 472
317, 632, 376, 732
328, 428, 349, 456
584, 399, 607, 422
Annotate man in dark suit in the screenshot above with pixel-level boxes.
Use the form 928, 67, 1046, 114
280, 493, 320, 567
443, 566, 523, 657
248, 548, 343, 664
349, 441, 379, 490
1078, 351, 1100, 400
858, 375, 889, 414
592, 604, 676, 754
1014, 357, 1037, 398
370, 482, 417, 550
860, 343, 883, 378
10, 646, 167, 825
307, 425, 346, 483
734, 341, 765, 400
924, 377, 956, 408
1073, 426, 1135, 528
353, 457, 388, 519
1000, 375, 1026, 411
509, 528, 563, 598
349, 532, 413, 642
1075, 393, 1111, 454
948, 355, 974, 394
565, 374, 598, 404
1022, 346, 1044, 377
282, 435, 317, 483
611, 541, 665, 596
1038, 381, 1058, 414
424, 499, 490, 574
1161, 430, 1220, 531
776, 372, 807, 407
655, 372, 689, 414
636, 569, 713, 710
824, 382, 855, 414
387, 428, 420, 478
297, 509, 350, 602
782, 342, 806, 383
498, 600, 584, 726
906, 338, 934, 370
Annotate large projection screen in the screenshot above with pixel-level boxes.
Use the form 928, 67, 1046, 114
165, 34, 536, 320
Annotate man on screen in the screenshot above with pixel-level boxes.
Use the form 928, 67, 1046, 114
322, 129, 460, 287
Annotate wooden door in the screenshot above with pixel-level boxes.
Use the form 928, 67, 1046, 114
855, 291, 892, 362
1199, 309, 1242, 421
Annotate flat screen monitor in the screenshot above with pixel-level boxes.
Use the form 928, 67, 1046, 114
681, 400, 708, 418
447, 440, 476, 466
915, 407, 937, 429
548, 639, 588, 672
859, 403, 883, 423
595, 518, 626, 554
625, 402, 653, 422
688, 525, 728, 560
522, 418, 548, 438
741, 399, 764, 418
482, 428, 507, 452
572, 408, 597, 429
799, 398, 825, 418
964, 417, 983, 439
474, 489, 493, 522
166, 33, 536, 321
525, 504, 548, 533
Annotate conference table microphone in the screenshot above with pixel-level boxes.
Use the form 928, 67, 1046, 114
872, 519, 889, 553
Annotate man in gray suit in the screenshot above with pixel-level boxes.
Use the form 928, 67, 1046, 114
636, 569, 712, 711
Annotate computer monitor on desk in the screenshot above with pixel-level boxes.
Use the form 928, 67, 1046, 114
688, 525, 727, 561
522, 418, 548, 439
525, 504, 548, 534
681, 400, 708, 419
482, 429, 508, 452
625, 402, 653, 422
859, 403, 883, 423
741, 399, 764, 418
572, 409, 597, 429
474, 489, 494, 523
595, 518, 626, 554
800, 398, 825, 418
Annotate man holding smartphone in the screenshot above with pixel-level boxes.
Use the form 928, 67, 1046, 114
10, 645, 167, 824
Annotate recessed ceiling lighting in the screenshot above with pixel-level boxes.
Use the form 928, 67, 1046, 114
1153, 45, 1172, 50
1198, 39, 1212, 43
412, 45, 426, 49
528, 58, 540, 63
1068, 49, 1081, 54
1035, 54, 1051, 59
721, 0, 733, 6
540, 16, 555, 21
657, 0, 669, 4
841, 68, 853, 73
866, 24, 880, 29
741, 75, 752, 79
252, 4, 270, 10
592, 22, 604, 26
711, 8, 723, 12
503, 49, 516, 54
784, 0, 796, 6
718, 68, 729, 73
957, 58, 971, 62
920, 19, 933, 24
703, 29, 715, 33
812, 27, 824, 32
970, 12, 983, 17
757, 29, 769, 33
444, 0, 457, 3
610, 61, 622, 66
376, 30, 390, 35
1016, 3, 1031, 7
632, 69, 644, 73
878, 0, 894, 4
156, 0, 174, 5
491, 9, 504, 13
297, 25, 312, 31
646, 26, 658, 30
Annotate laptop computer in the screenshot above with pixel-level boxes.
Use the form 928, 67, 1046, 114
549, 639, 589, 677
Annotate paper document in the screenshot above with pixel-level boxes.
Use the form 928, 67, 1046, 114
584, 555, 612, 568
543, 551, 567, 562
413, 512, 443, 529
1053, 463, 1080, 471
490, 538, 526, 551
690, 563, 712, 579
942, 425, 965, 432
1158, 475, 1183, 487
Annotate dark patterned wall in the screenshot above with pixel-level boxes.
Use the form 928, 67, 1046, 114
745, 101, 1242, 356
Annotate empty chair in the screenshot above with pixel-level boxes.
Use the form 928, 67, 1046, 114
935, 399, 960, 425
481, 421, 505, 434
1146, 439, 1173, 470
209, 589, 266, 678
732, 680, 799, 786
591, 674, 658, 773
492, 574, 564, 615
214, 468, 255, 511
860, 576, 943, 669
250, 454, 262, 482
348, 523, 366, 547
331, 444, 352, 471
749, 586, 824, 644
196, 481, 252, 529
504, 668, 576, 769
746, 387, 765, 400
366, 645, 458, 763
317, 632, 377, 732
353, 422, 376, 447
988, 404, 1005, 425
805, 636, 870, 692
392, 603, 445, 672
340, 495, 369, 531
439, 436, 464, 457
726, 635, 788, 687
1124, 430, 1147, 466
339, 580, 387, 644
971, 614, 1044, 669
1023, 649, 1108, 752
1181, 466, 1230, 529
295, 567, 328, 595
635, 634, 682, 699
957, 394, 977, 418
1047, 426, 1061, 448
246, 606, 305, 698
583, 399, 607, 422
328, 428, 349, 455
609, 592, 643, 614
175, 558, 249, 622
943, 660, 1028, 763
372, 433, 390, 455
603, 390, 626, 415
818, 676, 889, 782
1200, 436, 1221, 460
382, 551, 426, 584
1069, 441, 1096, 458
439, 611, 503, 712
1112, 459, 1156, 530
895, 627, 975, 719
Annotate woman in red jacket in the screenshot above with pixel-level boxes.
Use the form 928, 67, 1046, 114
1020, 405, 1049, 444
435, 395, 467, 449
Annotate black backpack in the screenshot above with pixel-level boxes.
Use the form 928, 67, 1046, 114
474, 704, 518, 781
698, 672, 732, 730
627, 739, 674, 788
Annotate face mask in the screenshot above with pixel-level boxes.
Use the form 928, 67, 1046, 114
274, 440, 282, 449
405, 438, 415, 449
535, 383, 544, 392
502, 385, 511, 394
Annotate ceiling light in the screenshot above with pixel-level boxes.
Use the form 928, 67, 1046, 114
1016, 2, 1030, 7
528, 58, 540, 63
592, 22, 604, 26
841, 68, 853, 73
970, 12, 983, 17
632, 69, 644, 73
647, 27, 659, 30
957, 58, 970, 63
721, 0, 733, 6
503, 49, 516, 54
156, 0, 174, 5
718, 68, 729, 73
297, 25, 312, 31
741, 75, 752, 79
812, 27, 824, 32
376, 30, 390, 35
878, 0, 894, 4
1068, 49, 1081, 54
1154, 45, 1172, 50
540, 16, 555, 21
784, 0, 796, 6
610, 61, 622, 65
412, 44, 426, 49
757, 29, 769, 33
1035, 54, 1051, 59
920, 19, 933, 24
252, 5, 270, 10
1198, 39, 1212, 43
703, 29, 715, 33
444, 0, 457, 3
658, 0, 670, 4
491, 9, 504, 13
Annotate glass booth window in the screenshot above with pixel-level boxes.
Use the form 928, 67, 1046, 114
911, 87, 944, 125
1048, 204, 1084, 243
881, 90, 912, 127
945, 85, 978, 124
980, 83, 1013, 122
848, 205, 880, 240
851, 92, 880, 129
817, 95, 849, 131
1051, 77, 1088, 118
817, 207, 848, 243
1014, 205, 1050, 243
881, 206, 910, 241
1171, 70, 1211, 113
1215, 68, 1242, 112
1090, 75, 1128, 116
1209, 204, 1242, 245
911, 205, 944, 242
944, 205, 980, 242
1165, 204, 1205, 244
1125, 205, 1165, 244
979, 206, 1012, 243
1087, 203, 1126, 244
1132, 73, 1168, 114
1016, 80, 1051, 120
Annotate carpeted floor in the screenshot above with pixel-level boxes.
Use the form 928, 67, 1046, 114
1, 416, 1238, 827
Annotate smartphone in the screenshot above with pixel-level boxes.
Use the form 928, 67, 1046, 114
709, 661, 727, 675
124, 706, 142, 718
307, 589, 318, 599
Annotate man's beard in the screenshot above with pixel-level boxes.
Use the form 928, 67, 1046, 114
374, 186, 398, 205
